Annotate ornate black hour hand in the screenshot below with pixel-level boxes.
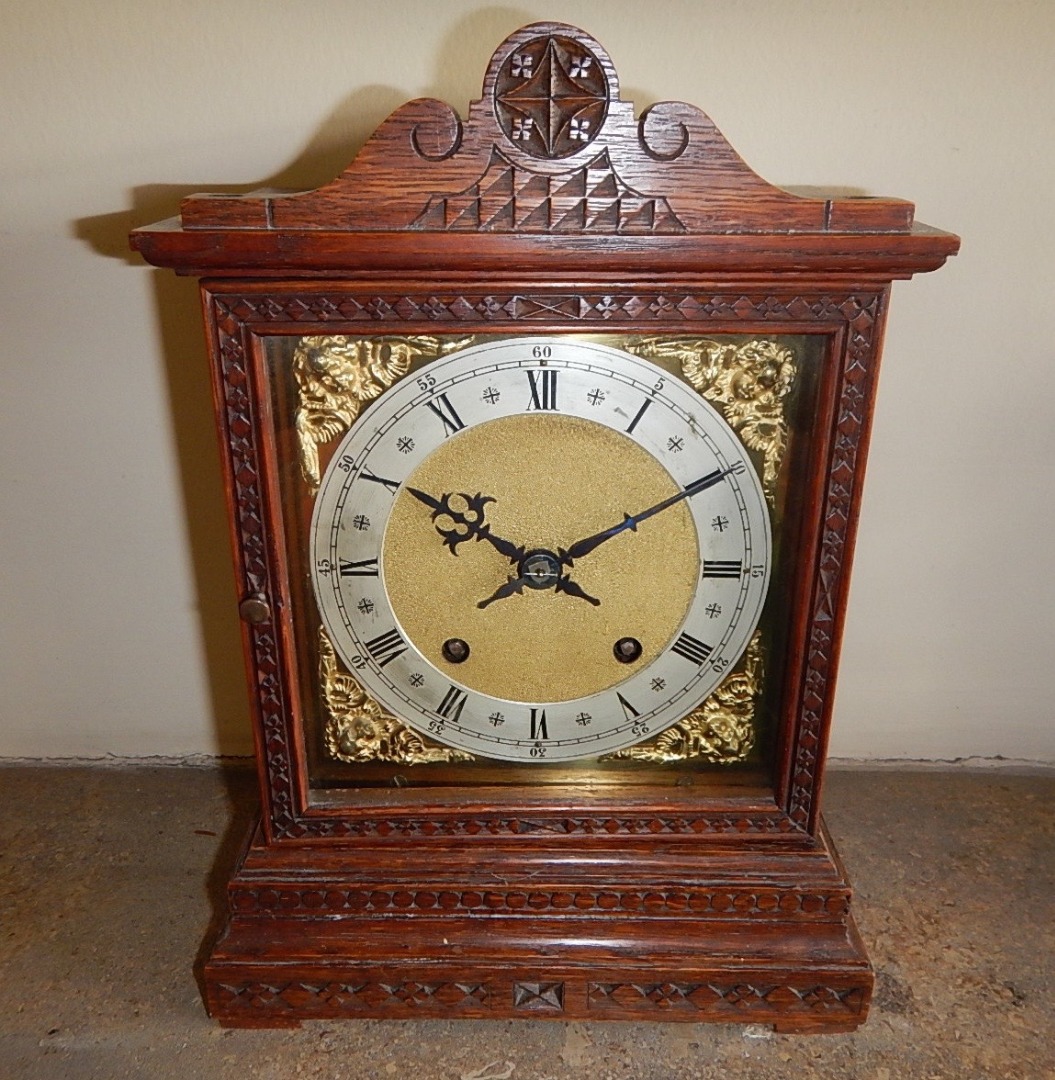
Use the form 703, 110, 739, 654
561, 462, 745, 563
406, 487, 523, 563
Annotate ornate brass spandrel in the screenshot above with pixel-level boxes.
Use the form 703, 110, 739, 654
293, 335, 474, 490
319, 627, 475, 765
627, 338, 797, 501
606, 633, 762, 764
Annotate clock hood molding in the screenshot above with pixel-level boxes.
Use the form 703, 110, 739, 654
130, 21, 958, 279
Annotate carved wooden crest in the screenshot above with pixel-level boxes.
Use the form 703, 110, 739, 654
173, 22, 916, 239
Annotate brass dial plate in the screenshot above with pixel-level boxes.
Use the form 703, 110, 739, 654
309, 337, 772, 762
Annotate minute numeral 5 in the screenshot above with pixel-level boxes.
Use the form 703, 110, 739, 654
426, 393, 466, 437
703, 559, 743, 579
526, 369, 558, 411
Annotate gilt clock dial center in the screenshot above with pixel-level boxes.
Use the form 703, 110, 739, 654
383, 411, 699, 705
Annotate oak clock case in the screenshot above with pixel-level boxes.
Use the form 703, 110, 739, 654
131, 20, 957, 1032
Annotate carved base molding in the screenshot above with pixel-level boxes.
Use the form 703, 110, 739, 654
203, 821, 872, 1032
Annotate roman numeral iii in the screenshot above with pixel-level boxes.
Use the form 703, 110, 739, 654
703, 559, 743, 579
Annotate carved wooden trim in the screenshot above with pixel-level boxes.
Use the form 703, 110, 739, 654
209, 976, 868, 1023
207, 285, 882, 842
229, 884, 851, 919
586, 981, 867, 1019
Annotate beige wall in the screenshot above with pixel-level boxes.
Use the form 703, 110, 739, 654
2, 0, 1053, 762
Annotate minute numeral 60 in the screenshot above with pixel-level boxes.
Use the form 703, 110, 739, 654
531, 345, 551, 359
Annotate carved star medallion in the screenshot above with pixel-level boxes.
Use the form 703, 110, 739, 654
495, 36, 609, 159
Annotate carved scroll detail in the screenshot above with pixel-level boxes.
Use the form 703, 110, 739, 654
320, 628, 474, 765
629, 337, 797, 500
293, 335, 473, 490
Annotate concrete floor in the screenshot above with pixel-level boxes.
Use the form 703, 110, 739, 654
0, 765, 1051, 1080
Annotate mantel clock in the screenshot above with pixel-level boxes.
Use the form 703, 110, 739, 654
132, 23, 957, 1032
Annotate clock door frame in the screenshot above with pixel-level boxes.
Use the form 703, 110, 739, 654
205, 279, 885, 843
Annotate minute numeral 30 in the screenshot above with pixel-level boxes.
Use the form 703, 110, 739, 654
526, 369, 559, 411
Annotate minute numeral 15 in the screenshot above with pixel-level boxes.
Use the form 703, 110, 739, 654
526, 369, 558, 411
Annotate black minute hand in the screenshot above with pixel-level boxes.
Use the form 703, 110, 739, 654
561, 463, 744, 563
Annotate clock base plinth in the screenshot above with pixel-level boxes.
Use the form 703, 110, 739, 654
201, 820, 873, 1033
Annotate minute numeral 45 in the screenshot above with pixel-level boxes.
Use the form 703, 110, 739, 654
526, 369, 558, 411
671, 632, 713, 665
426, 393, 466, 437
703, 559, 743, 579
